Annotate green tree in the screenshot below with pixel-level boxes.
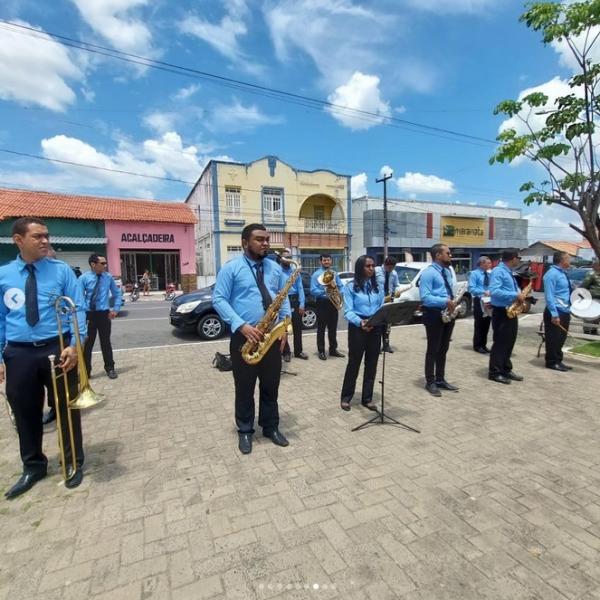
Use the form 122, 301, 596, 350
491, 0, 600, 259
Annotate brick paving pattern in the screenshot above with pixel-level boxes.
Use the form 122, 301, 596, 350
0, 315, 599, 599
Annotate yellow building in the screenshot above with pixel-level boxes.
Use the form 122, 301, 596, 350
186, 156, 351, 276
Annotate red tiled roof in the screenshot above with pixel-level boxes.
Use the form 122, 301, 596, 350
539, 239, 591, 255
0, 188, 197, 224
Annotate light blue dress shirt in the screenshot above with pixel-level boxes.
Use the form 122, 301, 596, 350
0, 255, 87, 361
544, 265, 571, 317
375, 266, 399, 295
468, 268, 490, 298
281, 264, 305, 309
419, 264, 453, 309
213, 255, 291, 334
343, 280, 385, 327
79, 270, 123, 312
489, 262, 520, 308
310, 267, 343, 299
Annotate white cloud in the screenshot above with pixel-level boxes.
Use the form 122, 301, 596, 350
70, 0, 155, 56
551, 25, 600, 73
405, 0, 496, 13
351, 172, 368, 198
525, 203, 585, 243
494, 200, 509, 208
379, 165, 394, 178
326, 72, 391, 130
206, 99, 284, 133
143, 111, 180, 134
0, 20, 82, 111
395, 172, 456, 195
172, 84, 200, 101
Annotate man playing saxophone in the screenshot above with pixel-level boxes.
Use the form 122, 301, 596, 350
213, 224, 291, 455
419, 244, 459, 397
488, 249, 526, 385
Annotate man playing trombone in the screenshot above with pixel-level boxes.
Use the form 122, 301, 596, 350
0, 217, 87, 499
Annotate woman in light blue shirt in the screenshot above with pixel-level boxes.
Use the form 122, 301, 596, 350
340, 255, 385, 411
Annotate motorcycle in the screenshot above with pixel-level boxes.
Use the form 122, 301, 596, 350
129, 282, 140, 302
164, 282, 177, 301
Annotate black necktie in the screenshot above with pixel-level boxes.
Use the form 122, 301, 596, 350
483, 271, 489, 287
90, 273, 102, 311
384, 271, 390, 295
25, 264, 39, 326
254, 263, 272, 311
441, 268, 454, 300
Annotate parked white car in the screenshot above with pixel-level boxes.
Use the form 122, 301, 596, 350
393, 262, 471, 319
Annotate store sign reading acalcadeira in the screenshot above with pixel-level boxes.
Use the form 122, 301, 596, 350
121, 233, 175, 243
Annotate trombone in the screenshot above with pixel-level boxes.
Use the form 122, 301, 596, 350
48, 295, 102, 486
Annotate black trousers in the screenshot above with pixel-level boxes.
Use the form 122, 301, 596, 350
489, 307, 518, 376
341, 324, 382, 403
84, 310, 115, 374
544, 308, 570, 366
422, 307, 455, 385
4, 340, 84, 474
282, 296, 303, 355
316, 297, 339, 353
473, 297, 491, 350
230, 331, 281, 435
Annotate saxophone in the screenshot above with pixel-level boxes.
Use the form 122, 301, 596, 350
318, 269, 343, 310
241, 260, 300, 365
506, 278, 535, 319
441, 282, 468, 323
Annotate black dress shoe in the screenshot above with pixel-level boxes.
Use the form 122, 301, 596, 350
238, 433, 252, 454
5, 471, 46, 499
329, 349, 345, 358
382, 345, 394, 353
42, 408, 56, 425
547, 363, 568, 372
340, 401, 351, 411
474, 347, 488, 355
294, 352, 309, 360
318, 352, 327, 360
361, 401, 378, 411
507, 371, 524, 381
435, 380, 459, 392
425, 383, 442, 397
107, 370, 118, 379
489, 374, 511, 384
282, 353, 291, 363
558, 362, 573, 371
482, 347, 491, 354
65, 467, 84, 489
264, 429, 289, 447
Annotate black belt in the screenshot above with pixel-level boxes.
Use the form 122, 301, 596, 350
7, 335, 64, 348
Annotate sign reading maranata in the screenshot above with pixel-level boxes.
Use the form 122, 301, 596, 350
440, 217, 486, 245
121, 233, 175, 243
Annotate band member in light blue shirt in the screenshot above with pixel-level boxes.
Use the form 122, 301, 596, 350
419, 244, 459, 397
468, 256, 492, 354
375, 256, 399, 353
488, 248, 526, 384
0, 217, 87, 498
213, 224, 291, 455
543, 250, 573, 371
80, 254, 122, 380
340, 255, 384, 411
279, 248, 308, 361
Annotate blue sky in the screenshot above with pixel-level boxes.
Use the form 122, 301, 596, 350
0, 0, 588, 240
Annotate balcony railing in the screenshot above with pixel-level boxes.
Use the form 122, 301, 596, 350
302, 218, 342, 233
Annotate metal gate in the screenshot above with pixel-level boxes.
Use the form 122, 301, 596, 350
299, 252, 346, 274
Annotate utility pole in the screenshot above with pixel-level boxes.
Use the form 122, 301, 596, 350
376, 171, 393, 260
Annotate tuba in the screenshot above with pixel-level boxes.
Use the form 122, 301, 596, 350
506, 277, 536, 319
317, 269, 343, 310
49, 296, 103, 486
241, 261, 300, 365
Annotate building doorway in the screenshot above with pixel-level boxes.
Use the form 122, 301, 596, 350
120, 250, 181, 290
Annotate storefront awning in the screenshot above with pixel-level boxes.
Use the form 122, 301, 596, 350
0, 236, 107, 244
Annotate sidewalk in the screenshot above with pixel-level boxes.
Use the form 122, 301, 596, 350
0, 315, 599, 599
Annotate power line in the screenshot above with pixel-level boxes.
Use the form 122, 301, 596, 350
0, 20, 499, 146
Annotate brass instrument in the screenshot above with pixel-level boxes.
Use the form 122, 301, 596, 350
49, 295, 103, 486
441, 282, 468, 323
317, 269, 343, 310
506, 278, 535, 319
241, 261, 300, 365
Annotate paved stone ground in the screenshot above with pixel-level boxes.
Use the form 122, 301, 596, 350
0, 314, 599, 600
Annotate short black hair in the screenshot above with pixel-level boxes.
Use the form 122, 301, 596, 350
88, 254, 102, 266
430, 243, 447, 260
11, 216, 46, 237
241, 223, 267, 241
383, 256, 396, 266
319, 253, 331, 261
553, 250, 568, 265
501, 248, 520, 261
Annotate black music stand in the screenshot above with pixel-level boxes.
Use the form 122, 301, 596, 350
352, 301, 421, 433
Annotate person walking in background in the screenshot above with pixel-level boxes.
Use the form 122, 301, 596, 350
141, 270, 151, 296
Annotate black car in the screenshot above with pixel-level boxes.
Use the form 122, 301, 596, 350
170, 272, 318, 340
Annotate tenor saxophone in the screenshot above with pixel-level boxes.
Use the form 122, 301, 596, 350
506, 278, 535, 319
241, 260, 300, 365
